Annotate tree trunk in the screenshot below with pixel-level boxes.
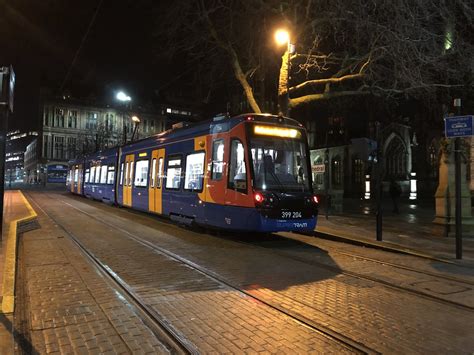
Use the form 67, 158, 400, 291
278, 50, 290, 116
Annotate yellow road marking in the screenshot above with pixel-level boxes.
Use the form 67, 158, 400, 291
1, 191, 37, 313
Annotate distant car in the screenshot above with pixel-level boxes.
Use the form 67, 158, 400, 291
452, 122, 468, 129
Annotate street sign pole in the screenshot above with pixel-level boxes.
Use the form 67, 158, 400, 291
454, 99, 462, 259
0, 65, 14, 238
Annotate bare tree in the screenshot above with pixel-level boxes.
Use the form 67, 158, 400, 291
155, 0, 474, 114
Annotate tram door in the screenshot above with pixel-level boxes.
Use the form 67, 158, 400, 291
123, 154, 135, 207
148, 149, 165, 214
203, 137, 228, 206
70, 166, 75, 193
77, 164, 82, 194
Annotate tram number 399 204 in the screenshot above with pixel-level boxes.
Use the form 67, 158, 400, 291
281, 211, 302, 219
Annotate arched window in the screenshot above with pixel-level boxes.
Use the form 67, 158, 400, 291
331, 155, 342, 187
352, 156, 364, 184
428, 140, 439, 179
313, 156, 324, 185
385, 136, 407, 179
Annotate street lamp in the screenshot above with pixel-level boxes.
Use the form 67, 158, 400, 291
274, 29, 294, 116
131, 115, 141, 141
116, 91, 131, 102
115, 91, 132, 144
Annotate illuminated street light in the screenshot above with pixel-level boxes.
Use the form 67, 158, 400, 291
116, 91, 131, 102
274, 29, 290, 46
274, 29, 294, 116
131, 115, 141, 141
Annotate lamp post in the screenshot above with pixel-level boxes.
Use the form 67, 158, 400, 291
275, 29, 294, 116
115, 91, 132, 144
131, 115, 141, 142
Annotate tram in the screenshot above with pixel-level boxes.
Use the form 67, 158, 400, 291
67, 113, 319, 232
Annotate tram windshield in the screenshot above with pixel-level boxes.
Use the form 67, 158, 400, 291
250, 134, 310, 193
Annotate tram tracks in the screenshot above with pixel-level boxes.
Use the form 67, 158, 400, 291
28, 192, 376, 354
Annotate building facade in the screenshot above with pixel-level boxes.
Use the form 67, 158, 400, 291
25, 97, 171, 184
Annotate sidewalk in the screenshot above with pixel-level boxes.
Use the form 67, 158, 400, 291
1, 190, 37, 354
316, 198, 474, 263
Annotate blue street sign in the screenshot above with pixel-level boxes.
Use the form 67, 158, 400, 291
445, 115, 473, 138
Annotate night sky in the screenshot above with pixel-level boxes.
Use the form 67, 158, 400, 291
0, 0, 161, 131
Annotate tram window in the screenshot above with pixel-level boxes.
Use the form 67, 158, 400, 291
85, 169, 90, 183
129, 162, 134, 186
150, 158, 156, 187
211, 139, 224, 180
90, 166, 96, 184
184, 152, 205, 191
119, 163, 124, 185
134, 160, 149, 187
74, 169, 79, 183
157, 158, 163, 188
100, 165, 108, 184
124, 162, 129, 186
165, 156, 182, 189
95, 165, 101, 183
107, 167, 115, 185
228, 139, 247, 193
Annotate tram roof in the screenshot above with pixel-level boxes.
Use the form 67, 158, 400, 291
70, 113, 303, 163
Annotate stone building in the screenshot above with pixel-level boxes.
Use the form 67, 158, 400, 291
24, 96, 172, 184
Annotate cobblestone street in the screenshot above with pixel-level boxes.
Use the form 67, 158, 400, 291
10, 191, 474, 353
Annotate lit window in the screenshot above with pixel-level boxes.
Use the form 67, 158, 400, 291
90, 166, 96, 183
134, 160, 149, 187
95, 165, 101, 183
157, 158, 163, 188
85, 169, 90, 183
211, 139, 224, 180
119, 163, 124, 185
107, 167, 115, 185
151, 158, 156, 187
184, 152, 205, 191
228, 139, 247, 193
100, 165, 108, 184
166, 157, 182, 189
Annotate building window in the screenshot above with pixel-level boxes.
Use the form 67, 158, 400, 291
55, 108, 65, 127
353, 157, 364, 184
385, 136, 407, 179
86, 112, 98, 130
68, 110, 78, 128
313, 156, 324, 185
54, 136, 65, 159
184, 152, 205, 191
43, 135, 50, 159
428, 140, 439, 179
66, 137, 76, 160
331, 155, 342, 187
165, 156, 182, 189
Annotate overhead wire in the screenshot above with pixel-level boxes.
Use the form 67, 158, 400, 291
59, 0, 104, 93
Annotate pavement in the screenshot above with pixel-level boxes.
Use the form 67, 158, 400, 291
315, 197, 474, 263
1, 190, 37, 354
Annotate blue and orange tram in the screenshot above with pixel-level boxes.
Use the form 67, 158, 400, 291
67, 114, 318, 232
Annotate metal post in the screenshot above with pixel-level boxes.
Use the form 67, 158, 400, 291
454, 100, 462, 259
286, 44, 291, 117
324, 131, 330, 219
375, 122, 383, 241
0, 109, 8, 237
